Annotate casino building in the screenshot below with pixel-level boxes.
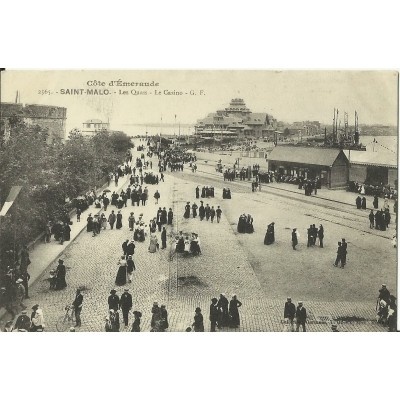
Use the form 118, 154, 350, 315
194, 98, 277, 141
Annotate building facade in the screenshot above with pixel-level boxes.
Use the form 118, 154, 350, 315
82, 119, 110, 135
1, 102, 67, 143
195, 98, 276, 141
268, 146, 349, 188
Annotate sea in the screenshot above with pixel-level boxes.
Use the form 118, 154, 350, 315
115, 123, 397, 158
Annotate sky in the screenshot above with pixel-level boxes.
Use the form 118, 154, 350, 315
1, 70, 398, 133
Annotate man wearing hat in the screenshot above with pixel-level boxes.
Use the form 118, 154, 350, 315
284, 297, 296, 332
209, 298, 219, 332
127, 255, 135, 283
108, 289, 120, 312
295, 302, 307, 332
72, 289, 83, 327
126, 240, 136, 257
120, 289, 133, 327
378, 284, 391, 304
14, 310, 31, 331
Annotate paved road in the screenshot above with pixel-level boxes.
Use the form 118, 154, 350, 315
1, 150, 394, 332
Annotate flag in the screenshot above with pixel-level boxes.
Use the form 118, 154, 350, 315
0, 186, 22, 216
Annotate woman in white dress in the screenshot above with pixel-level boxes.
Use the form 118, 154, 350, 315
148, 233, 158, 253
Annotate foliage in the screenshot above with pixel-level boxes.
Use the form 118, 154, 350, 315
0, 120, 132, 265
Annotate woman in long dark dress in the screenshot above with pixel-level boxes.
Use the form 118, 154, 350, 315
131, 311, 142, 332
86, 214, 93, 232
237, 214, 246, 233
63, 223, 71, 241
184, 202, 191, 218
55, 260, 67, 290
245, 214, 254, 233
229, 295, 242, 328
264, 222, 275, 245
115, 256, 127, 286
192, 307, 204, 332
292, 228, 298, 250
217, 293, 230, 327
116, 211, 123, 229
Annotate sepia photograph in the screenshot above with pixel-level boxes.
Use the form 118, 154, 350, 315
0, 70, 398, 333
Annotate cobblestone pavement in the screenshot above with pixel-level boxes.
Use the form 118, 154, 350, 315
0, 150, 394, 332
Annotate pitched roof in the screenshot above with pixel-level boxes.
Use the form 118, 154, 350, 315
84, 119, 106, 124
349, 150, 397, 168
268, 146, 347, 167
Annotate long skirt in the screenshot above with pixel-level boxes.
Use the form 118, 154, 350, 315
115, 266, 127, 285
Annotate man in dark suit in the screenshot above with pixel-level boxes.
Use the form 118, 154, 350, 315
73, 289, 83, 327
284, 297, 296, 332
209, 298, 219, 332
295, 301, 307, 332
108, 289, 120, 312
119, 289, 133, 327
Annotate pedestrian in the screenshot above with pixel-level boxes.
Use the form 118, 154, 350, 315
30, 304, 45, 332
333, 242, 342, 267
192, 202, 198, 218
192, 307, 204, 332
106, 309, 120, 332
209, 297, 219, 332
120, 288, 133, 328
128, 212, 135, 231
151, 302, 162, 331
161, 227, 167, 249
127, 255, 135, 283
210, 206, 216, 223
361, 196, 367, 210
340, 238, 348, 268
284, 297, 296, 332
184, 202, 191, 219
205, 204, 211, 221
318, 224, 324, 248
101, 213, 107, 230
369, 210, 375, 228
217, 293, 230, 327
72, 288, 83, 328
54, 259, 67, 290
199, 201, 205, 221
229, 294, 242, 328
131, 311, 142, 332
14, 310, 31, 331
86, 214, 93, 232
154, 190, 160, 204
126, 240, 135, 257
115, 256, 127, 286
108, 210, 116, 229
159, 305, 169, 332
77, 208, 81, 222
116, 211, 123, 229
264, 222, 275, 245
167, 208, 174, 225
356, 196, 362, 209
108, 289, 120, 312
295, 301, 307, 332
103, 196, 110, 211
15, 278, 26, 313
292, 228, 298, 250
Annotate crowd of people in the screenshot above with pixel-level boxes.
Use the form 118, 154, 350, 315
237, 214, 254, 233
195, 185, 215, 198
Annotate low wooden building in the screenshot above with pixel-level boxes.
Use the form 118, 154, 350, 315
348, 150, 397, 187
267, 146, 349, 188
